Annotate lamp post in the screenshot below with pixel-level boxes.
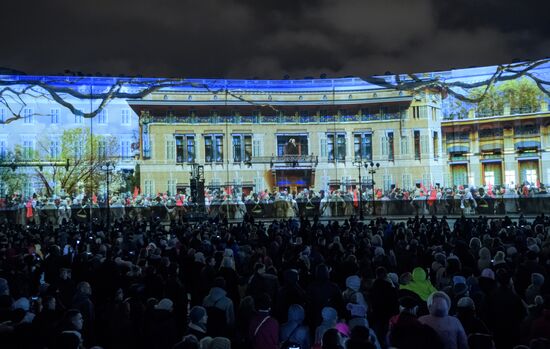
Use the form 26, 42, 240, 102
100, 161, 115, 230
366, 162, 380, 215
353, 160, 367, 220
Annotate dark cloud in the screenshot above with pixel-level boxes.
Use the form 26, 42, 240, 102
1, 0, 548, 79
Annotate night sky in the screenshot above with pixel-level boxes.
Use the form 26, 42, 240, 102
3, 0, 550, 79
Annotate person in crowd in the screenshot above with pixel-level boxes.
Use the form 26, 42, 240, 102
279, 304, 310, 349
203, 277, 235, 337
186, 306, 208, 341
400, 267, 438, 301
419, 291, 468, 349
1, 200, 550, 348
387, 296, 444, 349
248, 293, 279, 349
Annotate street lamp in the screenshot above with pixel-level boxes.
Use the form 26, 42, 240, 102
100, 161, 115, 230
366, 162, 380, 215
352, 160, 368, 220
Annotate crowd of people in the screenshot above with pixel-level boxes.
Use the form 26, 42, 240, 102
0, 203, 549, 349
1, 182, 550, 225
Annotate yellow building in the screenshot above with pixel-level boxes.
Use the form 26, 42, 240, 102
128, 78, 446, 196
442, 101, 550, 188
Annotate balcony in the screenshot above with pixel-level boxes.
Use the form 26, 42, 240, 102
251, 155, 318, 168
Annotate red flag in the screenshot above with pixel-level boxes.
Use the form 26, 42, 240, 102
133, 186, 139, 198
353, 189, 358, 208
92, 193, 97, 204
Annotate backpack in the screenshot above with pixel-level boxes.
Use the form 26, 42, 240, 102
280, 324, 301, 349
206, 298, 227, 337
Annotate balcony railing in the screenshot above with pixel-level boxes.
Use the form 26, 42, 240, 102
251, 155, 319, 167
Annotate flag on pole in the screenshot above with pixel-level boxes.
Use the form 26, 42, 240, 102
133, 186, 139, 198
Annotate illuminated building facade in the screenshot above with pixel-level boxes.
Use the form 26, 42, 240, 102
128, 78, 446, 195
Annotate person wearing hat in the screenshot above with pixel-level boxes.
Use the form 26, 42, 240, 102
387, 296, 443, 349
185, 306, 208, 341
419, 291, 468, 349
144, 298, 178, 349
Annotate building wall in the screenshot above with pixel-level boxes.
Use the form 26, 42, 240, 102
137, 89, 446, 194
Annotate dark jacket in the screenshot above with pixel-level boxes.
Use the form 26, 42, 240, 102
249, 312, 279, 349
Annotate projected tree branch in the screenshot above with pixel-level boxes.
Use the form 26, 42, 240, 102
0, 59, 548, 124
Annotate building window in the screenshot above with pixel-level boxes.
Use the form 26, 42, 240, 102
175, 135, 195, 163
414, 130, 421, 160
327, 133, 346, 161
383, 175, 393, 191
74, 114, 83, 124
526, 169, 537, 184
0, 140, 6, 159
433, 131, 439, 160
167, 179, 176, 196
120, 140, 131, 159
353, 133, 372, 161
144, 179, 155, 196
402, 174, 412, 190
98, 139, 107, 158
505, 170, 516, 187
50, 139, 61, 159
121, 109, 131, 125
204, 135, 223, 163
400, 135, 409, 155
50, 109, 60, 124
387, 132, 394, 161
97, 110, 107, 124
421, 135, 429, 156
233, 134, 252, 162
23, 108, 34, 124
422, 173, 431, 188
320, 137, 327, 157
23, 140, 34, 159
380, 132, 394, 160
166, 139, 175, 161
252, 138, 263, 157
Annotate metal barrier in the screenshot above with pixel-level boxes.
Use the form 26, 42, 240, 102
0, 196, 548, 225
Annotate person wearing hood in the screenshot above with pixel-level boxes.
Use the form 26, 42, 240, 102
342, 275, 366, 309
315, 306, 338, 346
400, 267, 437, 301
525, 273, 545, 305
279, 304, 310, 349
477, 247, 492, 272
419, 291, 468, 349
202, 277, 235, 337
